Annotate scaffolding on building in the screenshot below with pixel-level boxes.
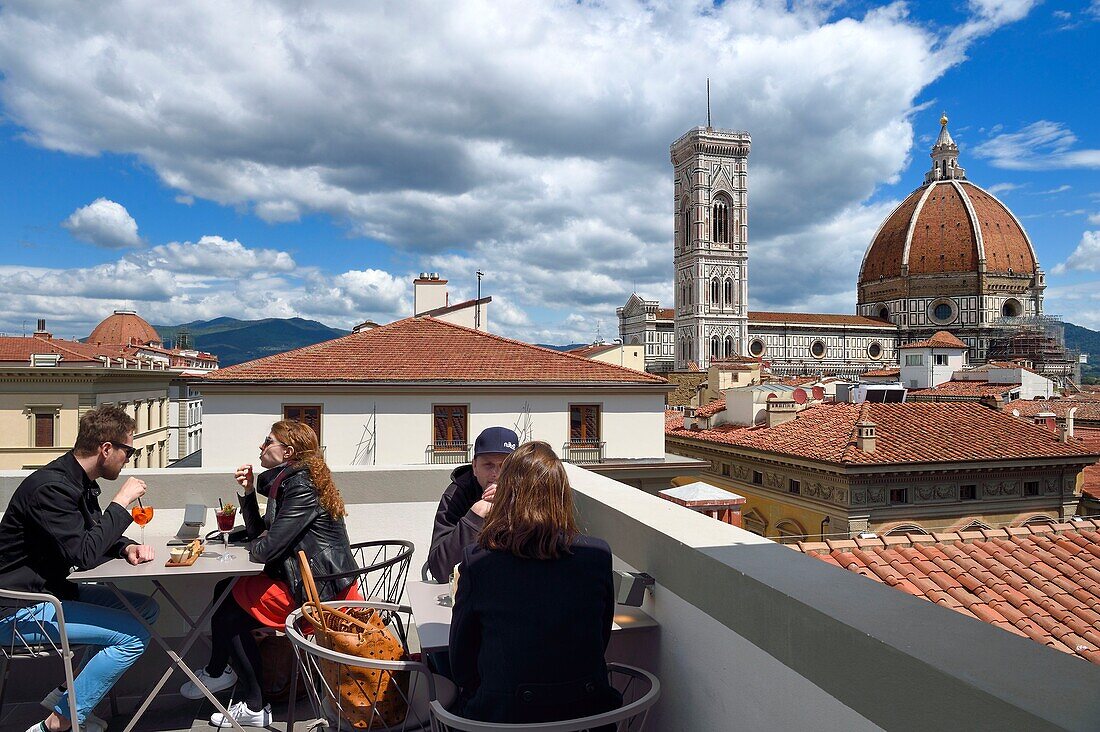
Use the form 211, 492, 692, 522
985, 315, 1081, 386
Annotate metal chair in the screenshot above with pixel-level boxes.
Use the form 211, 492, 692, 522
285, 600, 456, 731
0, 588, 81, 728
318, 540, 416, 604
428, 663, 660, 732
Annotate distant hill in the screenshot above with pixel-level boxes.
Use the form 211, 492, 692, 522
152, 317, 350, 367
537, 343, 586, 352
1065, 322, 1100, 383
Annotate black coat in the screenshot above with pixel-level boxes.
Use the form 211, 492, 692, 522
242, 464, 358, 604
0, 452, 135, 600
426, 464, 484, 584
448, 534, 622, 724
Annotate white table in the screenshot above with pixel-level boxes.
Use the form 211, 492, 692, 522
405, 580, 658, 654
71, 531, 262, 732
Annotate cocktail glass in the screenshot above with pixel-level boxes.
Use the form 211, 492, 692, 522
216, 507, 236, 562
131, 505, 154, 544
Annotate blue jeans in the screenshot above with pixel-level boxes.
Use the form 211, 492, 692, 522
0, 584, 159, 725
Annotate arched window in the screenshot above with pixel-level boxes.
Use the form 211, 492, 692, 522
774, 519, 807, 545
710, 279, 720, 305
884, 523, 930, 537
681, 200, 692, 248
724, 336, 734, 357
724, 278, 734, 306
710, 336, 720, 359
712, 195, 731, 244
878, 306, 889, 321
1002, 299, 1021, 317
1021, 514, 1056, 527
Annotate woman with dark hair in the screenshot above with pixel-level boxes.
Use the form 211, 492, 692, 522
182, 420, 360, 728
448, 441, 622, 724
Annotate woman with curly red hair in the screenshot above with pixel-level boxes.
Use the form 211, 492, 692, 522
182, 420, 360, 728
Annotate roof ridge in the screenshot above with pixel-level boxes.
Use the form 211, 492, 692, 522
414, 317, 667, 383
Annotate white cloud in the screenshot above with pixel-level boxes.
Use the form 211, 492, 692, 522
135, 235, 296, 275
61, 198, 141, 249
972, 121, 1100, 170
175, 194, 194, 206
985, 182, 1023, 195
1052, 231, 1100, 274
0, 1, 1040, 343
1088, 213, 1100, 225
1035, 184, 1071, 194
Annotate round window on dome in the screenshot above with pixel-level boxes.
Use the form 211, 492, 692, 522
1002, 299, 1021, 318
878, 306, 890, 321
810, 340, 826, 358
867, 342, 883, 359
749, 339, 765, 357
929, 300, 956, 324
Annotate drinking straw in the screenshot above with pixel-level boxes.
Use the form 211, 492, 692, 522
219, 498, 224, 511
137, 496, 144, 509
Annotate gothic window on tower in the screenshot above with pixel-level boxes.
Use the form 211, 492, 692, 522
681, 201, 692, 248
724, 336, 734, 357
712, 195, 731, 244
710, 279, 720, 305
710, 336, 720, 359
724, 278, 734, 306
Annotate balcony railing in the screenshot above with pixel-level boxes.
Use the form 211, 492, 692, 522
425, 441, 471, 464
563, 440, 605, 464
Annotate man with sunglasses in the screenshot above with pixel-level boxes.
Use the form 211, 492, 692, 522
0, 405, 159, 732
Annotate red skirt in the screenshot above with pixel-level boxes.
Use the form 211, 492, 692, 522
233, 574, 364, 628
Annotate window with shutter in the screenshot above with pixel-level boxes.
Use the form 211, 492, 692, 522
34, 413, 55, 447
283, 405, 323, 445
433, 405, 468, 449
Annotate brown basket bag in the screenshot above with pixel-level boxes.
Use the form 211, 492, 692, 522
297, 550, 410, 729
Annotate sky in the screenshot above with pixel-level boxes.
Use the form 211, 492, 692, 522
0, 0, 1097, 345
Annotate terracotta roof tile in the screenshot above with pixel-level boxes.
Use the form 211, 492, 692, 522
748, 311, 891, 327
667, 401, 1098, 466
1004, 399, 1100, 424
566, 343, 619, 358
900, 330, 968, 349
694, 397, 726, 418
861, 367, 900, 377
87, 311, 161, 346
0, 336, 105, 363
798, 521, 1100, 664
206, 317, 667, 384
655, 308, 675, 320
908, 380, 1020, 398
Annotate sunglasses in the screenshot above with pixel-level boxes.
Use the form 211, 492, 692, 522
262, 436, 285, 448
109, 441, 136, 459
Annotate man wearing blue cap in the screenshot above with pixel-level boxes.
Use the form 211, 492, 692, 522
426, 426, 518, 584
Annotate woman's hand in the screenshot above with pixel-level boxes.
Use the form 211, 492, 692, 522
235, 464, 255, 494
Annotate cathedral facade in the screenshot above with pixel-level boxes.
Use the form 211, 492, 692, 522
619, 115, 1075, 383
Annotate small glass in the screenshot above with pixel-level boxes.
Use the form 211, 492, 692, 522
131, 505, 154, 544
216, 507, 237, 562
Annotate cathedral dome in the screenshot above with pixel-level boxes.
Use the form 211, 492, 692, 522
859, 116, 1039, 286
88, 309, 161, 347
859, 179, 1038, 283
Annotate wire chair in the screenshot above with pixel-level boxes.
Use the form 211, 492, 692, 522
0, 588, 81, 728
428, 663, 659, 732
317, 540, 416, 605
286, 600, 456, 731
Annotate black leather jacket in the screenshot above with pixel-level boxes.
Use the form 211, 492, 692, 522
242, 464, 357, 604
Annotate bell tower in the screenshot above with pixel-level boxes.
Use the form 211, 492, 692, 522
671, 125, 751, 370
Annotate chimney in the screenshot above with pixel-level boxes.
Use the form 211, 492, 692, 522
352, 320, 380, 333
32, 318, 51, 339
766, 397, 797, 428
856, 419, 877, 453
1066, 407, 1077, 440
1034, 412, 1057, 433
413, 272, 449, 316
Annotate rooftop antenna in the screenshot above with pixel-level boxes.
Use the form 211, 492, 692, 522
475, 270, 484, 329
596, 320, 603, 344
707, 78, 712, 129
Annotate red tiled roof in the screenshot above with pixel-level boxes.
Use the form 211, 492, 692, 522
796, 521, 1100, 664
748, 311, 892, 327
655, 308, 674, 320
205, 317, 668, 384
694, 397, 726, 418
861, 368, 900, 377
1005, 399, 1100, 424
566, 343, 619, 358
900, 331, 968, 349
908, 380, 1020, 398
1077, 428, 1100, 500
666, 401, 1098, 466
0, 336, 103, 363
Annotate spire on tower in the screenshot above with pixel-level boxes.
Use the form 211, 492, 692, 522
924, 111, 966, 185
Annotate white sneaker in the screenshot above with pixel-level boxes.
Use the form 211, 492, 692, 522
210, 700, 273, 728
179, 665, 238, 699
39, 687, 108, 731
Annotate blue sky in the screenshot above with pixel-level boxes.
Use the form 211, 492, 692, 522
0, 0, 1097, 343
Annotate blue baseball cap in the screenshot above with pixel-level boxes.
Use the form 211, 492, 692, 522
473, 427, 519, 457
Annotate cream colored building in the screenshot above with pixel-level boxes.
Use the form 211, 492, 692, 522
0, 363, 175, 470
566, 342, 646, 372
